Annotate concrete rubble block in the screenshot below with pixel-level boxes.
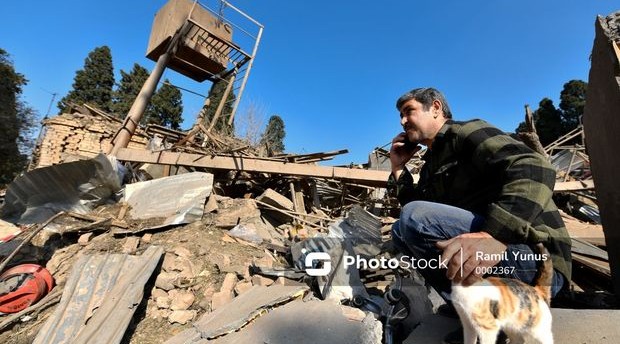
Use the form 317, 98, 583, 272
233, 281, 253, 295
156, 296, 171, 309
256, 188, 294, 223
78, 233, 94, 246
214, 198, 261, 229
168, 310, 197, 325
155, 272, 177, 291
176, 258, 196, 279
220, 273, 238, 292
173, 246, 192, 259
204, 194, 218, 213
151, 288, 168, 299
161, 252, 177, 272
122, 236, 140, 254
228, 223, 262, 244
168, 289, 195, 311
246, 217, 287, 244
251, 275, 274, 287
253, 254, 275, 269
141, 233, 153, 243
149, 308, 172, 320
256, 188, 294, 211
211, 290, 234, 310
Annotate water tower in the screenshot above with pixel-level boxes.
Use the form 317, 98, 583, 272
110, 0, 262, 155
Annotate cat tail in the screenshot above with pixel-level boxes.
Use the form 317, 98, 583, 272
533, 243, 553, 305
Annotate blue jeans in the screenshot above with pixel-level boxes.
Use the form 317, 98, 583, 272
392, 201, 565, 300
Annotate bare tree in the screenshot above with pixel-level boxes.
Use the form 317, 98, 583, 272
234, 100, 266, 147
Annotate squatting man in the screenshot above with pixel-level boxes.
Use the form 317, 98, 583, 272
387, 87, 571, 302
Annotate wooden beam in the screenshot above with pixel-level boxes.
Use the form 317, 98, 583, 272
115, 148, 390, 187
582, 15, 620, 298
553, 179, 595, 192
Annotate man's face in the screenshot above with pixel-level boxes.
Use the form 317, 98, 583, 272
399, 99, 441, 145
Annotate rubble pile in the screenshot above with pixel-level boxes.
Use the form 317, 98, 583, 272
0, 100, 616, 343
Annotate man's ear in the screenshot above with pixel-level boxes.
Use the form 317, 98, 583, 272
432, 99, 443, 117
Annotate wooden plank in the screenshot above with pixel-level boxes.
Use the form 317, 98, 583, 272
582, 15, 620, 297
553, 179, 594, 192
571, 238, 608, 261
115, 148, 390, 187
561, 211, 606, 247
573, 252, 611, 277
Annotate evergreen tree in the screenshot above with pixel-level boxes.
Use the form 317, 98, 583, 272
150, 80, 183, 130
58, 46, 114, 113
515, 79, 587, 146
201, 76, 235, 135
0, 48, 36, 186
559, 80, 587, 133
111, 63, 150, 118
532, 98, 563, 146
260, 115, 286, 155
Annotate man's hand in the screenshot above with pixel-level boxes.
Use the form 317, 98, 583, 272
390, 132, 420, 179
436, 232, 507, 286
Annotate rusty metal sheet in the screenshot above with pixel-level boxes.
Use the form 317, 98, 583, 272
33, 246, 163, 344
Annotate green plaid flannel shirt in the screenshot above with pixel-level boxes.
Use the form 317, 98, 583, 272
388, 119, 571, 281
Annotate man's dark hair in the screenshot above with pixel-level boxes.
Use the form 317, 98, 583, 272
396, 87, 453, 119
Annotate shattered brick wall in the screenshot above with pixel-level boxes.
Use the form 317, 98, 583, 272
31, 112, 149, 169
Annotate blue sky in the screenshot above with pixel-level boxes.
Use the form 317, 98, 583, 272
1, 0, 618, 165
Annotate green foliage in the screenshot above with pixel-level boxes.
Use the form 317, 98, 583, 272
0, 48, 36, 186
112, 65, 183, 129
201, 76, 235, 135
515, 80, 587, 146
150, 80, 183, 130
559, 80, 587, 133
260, 115, 286, 155
112, 63, 150, 118
532, 98, 563, 146
58, 46, 115, 113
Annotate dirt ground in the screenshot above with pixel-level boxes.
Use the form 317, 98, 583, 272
0, 212, 278, 344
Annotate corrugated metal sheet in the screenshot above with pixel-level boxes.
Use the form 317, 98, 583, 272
33, 246, 163, 344
1, 154, 121, 224
122, 172, 213, 229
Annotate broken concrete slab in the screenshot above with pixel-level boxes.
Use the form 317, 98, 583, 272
33, 246, 163, 344
214, 198, 261, 229
121, 172, 213, 230
201, 300, 382, 344
165, 285, 308, 343
168, 310, 196, 325
256, 188, 294, 223
168, 289, 195, 310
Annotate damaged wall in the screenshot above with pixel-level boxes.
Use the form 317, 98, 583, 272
32, 111, 150, 169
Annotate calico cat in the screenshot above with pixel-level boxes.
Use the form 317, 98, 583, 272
451, 244, 554, 344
